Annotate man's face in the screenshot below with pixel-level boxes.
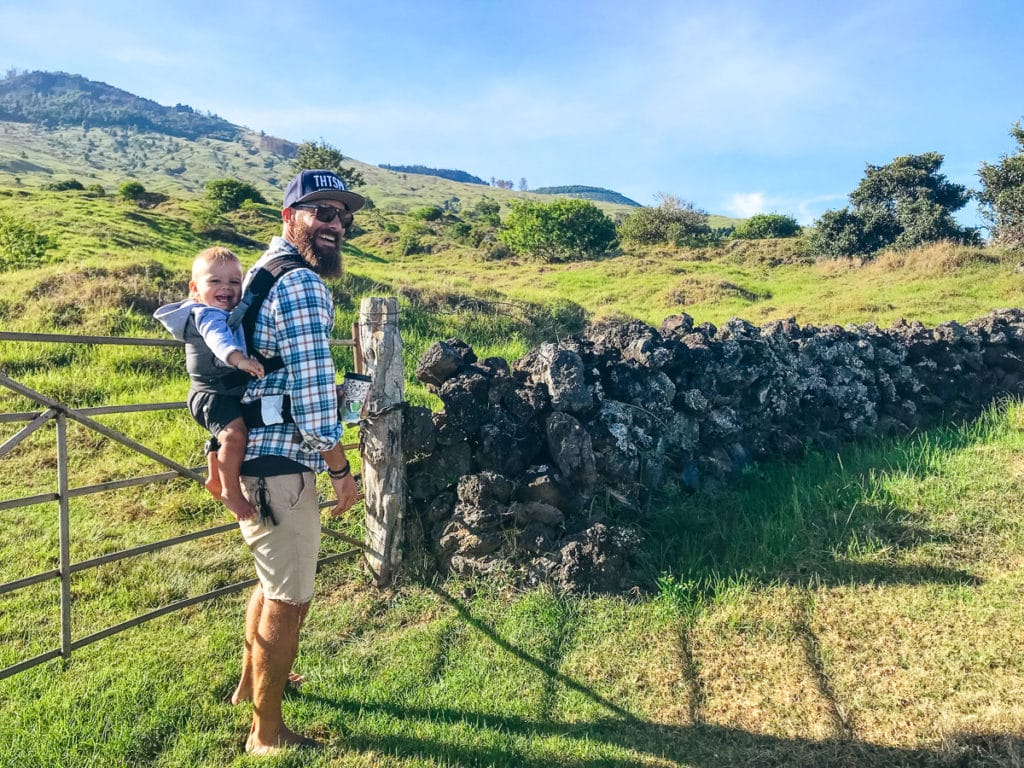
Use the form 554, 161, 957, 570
189, 259, 243, 310
287, 201, 351, 278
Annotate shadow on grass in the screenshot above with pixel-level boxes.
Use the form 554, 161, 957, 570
332, 717, 1022, 768
296, 585, 1021, 766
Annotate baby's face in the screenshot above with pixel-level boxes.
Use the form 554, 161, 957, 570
190, 260, 243, 310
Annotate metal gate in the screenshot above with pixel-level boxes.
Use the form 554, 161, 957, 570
0, 331, 364, 681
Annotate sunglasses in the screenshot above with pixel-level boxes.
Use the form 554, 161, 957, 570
294, 204, 354, 227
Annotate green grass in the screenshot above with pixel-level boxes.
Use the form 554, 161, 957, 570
2, 404, 1024, 765
2, 185, 1024, 765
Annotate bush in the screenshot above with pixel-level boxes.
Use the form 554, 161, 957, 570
85, 184, 106, 197
978, 120, 1024, 250
43, 178, 84, 192
204, 178, 267, 212
0, 213, 55, 270
811, 153, 978, 258
619, 194, 714, 246
118, 180, 146, 201
499, 198, 617, 262
470, 198, 501, 227
733, 213, 801, 239
397, 230, 423, 256
410, 205, 443, 222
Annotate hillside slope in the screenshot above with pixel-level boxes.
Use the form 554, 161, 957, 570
0, 71, 641, 218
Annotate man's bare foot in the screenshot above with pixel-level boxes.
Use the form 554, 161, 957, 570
245, 726, 321, 755
222, 492, 256, 522
228, 672, 303, 705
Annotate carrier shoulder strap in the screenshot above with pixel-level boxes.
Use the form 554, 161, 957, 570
226, 253, 307, 428
228, 253, 307, 376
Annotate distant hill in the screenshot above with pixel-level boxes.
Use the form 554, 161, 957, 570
379, 164, 487, 185
0, 70, 647, 218
0, 70, 242, 141
532, 185, 641, 207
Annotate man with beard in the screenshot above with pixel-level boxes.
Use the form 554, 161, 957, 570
228, 169, 362, 755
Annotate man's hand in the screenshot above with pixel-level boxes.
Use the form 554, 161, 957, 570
329, 472, 358, 516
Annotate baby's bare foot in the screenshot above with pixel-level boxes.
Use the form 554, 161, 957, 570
204, 477, 222, 498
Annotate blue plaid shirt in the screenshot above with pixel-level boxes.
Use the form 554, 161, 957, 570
241, 237, 341, 471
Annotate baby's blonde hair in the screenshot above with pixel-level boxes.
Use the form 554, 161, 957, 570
191, 246, 240, 282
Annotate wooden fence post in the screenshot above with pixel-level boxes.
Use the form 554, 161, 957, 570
358, 297, 406, 586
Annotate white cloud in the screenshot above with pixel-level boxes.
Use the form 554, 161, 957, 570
727, 192, 766, 218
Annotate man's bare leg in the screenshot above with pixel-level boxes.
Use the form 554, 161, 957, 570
245, 597, 315, 753
230, 585, 263, 705
231, 590, 308, 705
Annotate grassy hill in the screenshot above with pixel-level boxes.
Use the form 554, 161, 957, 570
1, 75, 1023, 767
0, 71, 649, 221
533, 185, 642, 207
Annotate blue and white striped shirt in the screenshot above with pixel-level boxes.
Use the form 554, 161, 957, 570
241, 237, 341, 471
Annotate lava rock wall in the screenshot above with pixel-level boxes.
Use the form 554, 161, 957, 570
401, 309, 1024, 592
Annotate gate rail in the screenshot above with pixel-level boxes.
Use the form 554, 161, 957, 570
0, 330, 367, 681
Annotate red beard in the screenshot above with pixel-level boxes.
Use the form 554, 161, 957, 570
292, 217, 342, 278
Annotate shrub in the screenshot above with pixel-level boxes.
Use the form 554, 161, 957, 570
0, 213, 55, 270
410, 205, 443, 221
733, 213, 801, 239
470, 198, 501, 227
499, 198, 617, 262
619, 194, 714, 246
204, 178, 266, 212
85, 184, 106, 197
978, 120, 1024, 250
43, 178, 84, 192
118, 180, 146, 201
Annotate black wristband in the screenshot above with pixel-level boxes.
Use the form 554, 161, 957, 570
327, 462, 351, 479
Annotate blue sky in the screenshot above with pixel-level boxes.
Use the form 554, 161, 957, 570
1, 0, 1021, 225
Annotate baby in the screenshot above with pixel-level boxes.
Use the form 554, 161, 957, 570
154, 247, 263, 521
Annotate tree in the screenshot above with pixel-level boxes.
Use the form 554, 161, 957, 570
204, 178, 267, 212
732, 213, 801, 240
293, 140, 364, 188
499, 198, 617, 262
618, 193, 713, 246
978, 121, 1024, 250
118, 180, 146, 201
811, 152, 979, 258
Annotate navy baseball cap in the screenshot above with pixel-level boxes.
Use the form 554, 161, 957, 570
283, 169, 365, 212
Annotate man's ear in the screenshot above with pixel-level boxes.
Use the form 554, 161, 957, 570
281, 207, 294, 223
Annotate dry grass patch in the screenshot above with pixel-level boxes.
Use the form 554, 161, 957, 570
873, 242, 1004, 274
666, 275, 769, 307
812, 582, 1024, 748
691, 587, 837, 740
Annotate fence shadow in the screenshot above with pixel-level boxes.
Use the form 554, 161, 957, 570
295, 584, 1022, 766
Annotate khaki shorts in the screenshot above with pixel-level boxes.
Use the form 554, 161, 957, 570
238, 472, 320, 604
